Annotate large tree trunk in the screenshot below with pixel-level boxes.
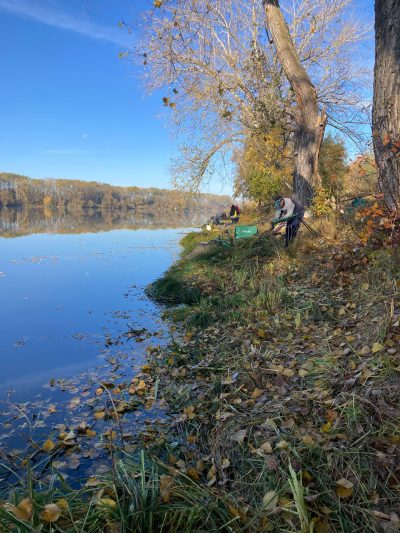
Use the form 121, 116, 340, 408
372, 0, 400, 211
263, 0, 327, 207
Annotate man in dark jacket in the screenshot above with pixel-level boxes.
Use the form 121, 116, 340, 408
271, 195, 305, 247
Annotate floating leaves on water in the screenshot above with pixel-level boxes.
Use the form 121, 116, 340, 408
62, 430, 77, 446
69, 397, 81, 408
42, 439, 56, 453
52, 460, 67, 470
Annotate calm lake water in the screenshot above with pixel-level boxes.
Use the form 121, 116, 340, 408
0, 208, 202, 489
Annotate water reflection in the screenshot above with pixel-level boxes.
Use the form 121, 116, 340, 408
0, 206, 212, 237
0, 208, 202, 490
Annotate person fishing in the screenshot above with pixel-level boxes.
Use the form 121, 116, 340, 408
271, 195, 305, 247
229, 204, 240, 224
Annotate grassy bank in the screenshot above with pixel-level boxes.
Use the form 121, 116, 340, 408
2, 214, 400, 532
144, 215, 400, 532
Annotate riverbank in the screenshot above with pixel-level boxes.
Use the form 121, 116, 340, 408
144, 214, 400, 532
1, 213, 400, 532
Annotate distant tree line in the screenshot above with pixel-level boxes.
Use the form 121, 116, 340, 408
0, 173, 230, 213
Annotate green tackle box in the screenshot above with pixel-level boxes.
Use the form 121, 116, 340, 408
235, 225, 258, 239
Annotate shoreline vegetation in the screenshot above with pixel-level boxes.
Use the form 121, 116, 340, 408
2, 209, 400, 532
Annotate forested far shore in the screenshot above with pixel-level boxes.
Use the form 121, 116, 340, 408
0, 173, 230, 212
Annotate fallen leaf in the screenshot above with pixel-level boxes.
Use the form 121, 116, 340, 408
40, 503, 61, 522
137, 380, 146, 390
56, 499, 69, 511
259, 441, 273, 454
282, 368, 295, 378
359, 345, 370, 355
98, 499, 117, 509
52, 460, 67, 470
188, 467, 200, 481
85, 477, 100, 487
207, 464, 216, 485
372, 342, 383, 354
62, 430, 76, 446
336, 478, 354, 499
321, 421, 332, 433
183, 405, 195, 420
230, 429, 247, 444
251, 388, 264, 399
302, 435, 315, 446
42, 439, 56, 453
276, 440, 289, 450
256, 329, 266, 339
13, 499, 33, 521
263, 490, 278, 510
160, 475, 174, 503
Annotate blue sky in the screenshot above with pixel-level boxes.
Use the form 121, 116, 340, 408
0, 0, 211, 191
0, 0, 374, 195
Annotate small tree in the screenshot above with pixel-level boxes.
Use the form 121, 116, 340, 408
319, 135, 347, 197
343, 154, 378, 197
234, 128, 292, 204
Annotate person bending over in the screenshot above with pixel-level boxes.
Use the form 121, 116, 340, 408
271, 195, 305, 247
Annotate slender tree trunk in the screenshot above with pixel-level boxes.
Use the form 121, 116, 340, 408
372, 0, 400, 211
263, 0, 327, 206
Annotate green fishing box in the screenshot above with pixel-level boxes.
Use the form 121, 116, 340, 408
234, 225, 258, 239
